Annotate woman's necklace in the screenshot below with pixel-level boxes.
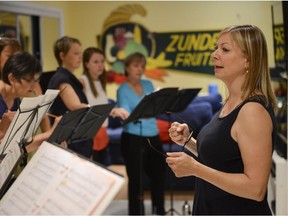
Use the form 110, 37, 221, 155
219, 99, 243, 118
219, 108, 225, 117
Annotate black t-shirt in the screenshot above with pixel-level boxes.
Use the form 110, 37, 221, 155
47, 67, 92, 158
48, 67, 88, 117
193, 96, 276, 215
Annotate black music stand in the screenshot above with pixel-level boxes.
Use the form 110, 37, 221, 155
122, 88, 179, 125
48, 103, 115, 145
163, 88, 201, 215
123, 88, 201, 125
167, 88, 201, 113
122, 87, 201, 215
0, 90, 59, 199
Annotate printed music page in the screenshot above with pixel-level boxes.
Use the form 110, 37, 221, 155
0, 90, 59, 191
0, 141, 124, 215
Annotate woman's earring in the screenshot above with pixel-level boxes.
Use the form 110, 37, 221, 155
245, 67, 249, 74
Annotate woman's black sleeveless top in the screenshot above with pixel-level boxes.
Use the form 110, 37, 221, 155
192, 96, 276, 215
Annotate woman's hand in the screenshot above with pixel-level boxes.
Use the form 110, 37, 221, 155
0, 111, 15, 140
168, 122, 190, 146
59, 140, 68, 149
111, 108, 129, 120
43, 115, 62, 140
166, 152, 197, 177
50, 116, 68, 148
25, 116, 63, 153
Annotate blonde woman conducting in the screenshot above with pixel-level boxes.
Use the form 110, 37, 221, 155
167, 25, 277, 215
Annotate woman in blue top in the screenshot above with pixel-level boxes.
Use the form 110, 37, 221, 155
117, 52, 165, 215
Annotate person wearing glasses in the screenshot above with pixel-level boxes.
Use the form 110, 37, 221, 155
167, 25, 277, 215
0, 37, 23, 139
117, 52, 166, 215
0, 36, 51, 139
0, 51, 61, 152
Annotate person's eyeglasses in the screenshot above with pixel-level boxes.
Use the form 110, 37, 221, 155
146, 112, 195, 157
146, 138, 167, 158
181, 128, 194, 152
21, 76, 41, 85
165, 111, 195, 152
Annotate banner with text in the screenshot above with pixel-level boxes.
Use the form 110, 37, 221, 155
273, 24, 285, 68
153, 30, 220, 75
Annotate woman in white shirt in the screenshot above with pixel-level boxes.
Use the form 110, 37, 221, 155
79, 47, 128, 165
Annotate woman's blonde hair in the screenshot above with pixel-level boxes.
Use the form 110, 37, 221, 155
219, 25, 277, 111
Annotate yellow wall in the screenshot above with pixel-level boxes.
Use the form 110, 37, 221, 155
32, 1, 276, 100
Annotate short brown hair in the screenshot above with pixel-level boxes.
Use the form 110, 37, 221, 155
0, 37, 21, 55
2, 51, 42, 85
53, 36, 81, 66
124, 52, 146, 76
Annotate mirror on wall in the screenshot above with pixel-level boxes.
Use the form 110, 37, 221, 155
18, 15, 32, 53
0, 12, 17, 37
0, 12, 33, 53
0, 2, 62, 72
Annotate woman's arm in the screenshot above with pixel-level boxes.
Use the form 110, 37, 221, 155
166, 102, 273, 202
117, 86, 131, 114
33, 83, 51, 132
59, 83, 89, 111
25, 116, 62, 152
39, 116, 51, 132
78, 77, 86, 92
0, 111, 15, 140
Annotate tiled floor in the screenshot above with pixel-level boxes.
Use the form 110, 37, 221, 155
108, 165, 194, 201
106, 165, 194, 215
103, 199, 193, 215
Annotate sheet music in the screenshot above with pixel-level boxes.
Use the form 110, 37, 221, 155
0, 89, 59, 190
21, 89, 60, 139
0, 141, 124, 215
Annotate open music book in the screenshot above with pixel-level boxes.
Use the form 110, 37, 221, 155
0, 141, 124, 215
0, 89, 60, 195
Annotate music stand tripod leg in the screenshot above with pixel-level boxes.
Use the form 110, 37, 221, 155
165, 114, 181, 215
165, 141, 181, 215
